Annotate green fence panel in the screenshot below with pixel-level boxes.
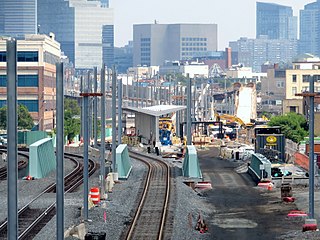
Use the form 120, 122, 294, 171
182, 145, 202, 178
29, 138, 55, 179
115, 144, 132, 179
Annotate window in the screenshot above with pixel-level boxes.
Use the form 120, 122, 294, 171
302, 87, 309, 92
0, 76, 6, 87
292, 87, 297, 95
314, 75, 320, 81
292, 75, 296, 83
18, 100, 38, 112
18, 75, 38, 87
17, 51, 38, 62
302, 75, 309, 82
0, 52, 6, 62
0, 75, 38, 87
289, 106, 297, 112
276, 81, 284, 88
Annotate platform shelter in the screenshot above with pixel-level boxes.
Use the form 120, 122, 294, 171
123, 105, 186, 145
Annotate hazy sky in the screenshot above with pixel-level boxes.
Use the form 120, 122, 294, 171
111, 0, 309, 49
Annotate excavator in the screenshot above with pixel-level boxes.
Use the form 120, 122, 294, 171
214, 113, 254, 129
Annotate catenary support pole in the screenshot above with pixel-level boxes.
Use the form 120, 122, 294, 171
112, 66, 117, 172
309, 75, 315, 219
7, 38, 18, 240
187, 75, 192, 145
118, 78, 123, 144
100, 64, 106, 197
80, 76, 83, 138
93, 67, 98, 148
56, 62, 64, 239
83, 92, 89, 220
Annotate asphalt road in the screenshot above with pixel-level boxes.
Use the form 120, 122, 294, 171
198, 148, 304, 240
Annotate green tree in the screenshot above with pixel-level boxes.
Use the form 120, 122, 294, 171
64, 98, 81, 142
0, 105, 34, 130
268, 112, 308, 143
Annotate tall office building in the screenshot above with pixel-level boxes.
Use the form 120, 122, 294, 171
229, 36, 297, 72
38, 0, 114, 69
133, 23, 218, 67
256, 2, 297, 40
0, 0, 37, 36
299, 0, 320, 56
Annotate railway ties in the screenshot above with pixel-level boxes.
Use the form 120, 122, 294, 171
125, 151, 171, 240
0, 152, 98, 239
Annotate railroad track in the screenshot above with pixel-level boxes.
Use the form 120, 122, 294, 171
0, 152, 97, 240
124, 151, 171, 240
0, 150, 29, 180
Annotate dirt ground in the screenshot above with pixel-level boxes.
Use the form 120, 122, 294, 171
197, 149, 320, 240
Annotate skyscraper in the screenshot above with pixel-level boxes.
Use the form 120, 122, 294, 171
38, 0, 114, 69
256, 2, 297, 40
133, 23, 218, 67
0, 0, 37, 36
299, 0, 320, 56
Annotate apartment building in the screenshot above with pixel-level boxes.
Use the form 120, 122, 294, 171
0, 34, 61, 131
283, 53, 320, 114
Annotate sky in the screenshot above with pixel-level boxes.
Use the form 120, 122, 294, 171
110, 0, 309, 49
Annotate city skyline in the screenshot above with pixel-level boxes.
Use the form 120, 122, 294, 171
111, 0, 307, 49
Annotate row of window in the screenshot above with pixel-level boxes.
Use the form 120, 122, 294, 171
141, 38, 150, 42
182, 51, 206, 56
0, 100, 38, 112
182, 42, 207, 47
141, 48, 150, 52
0, 51, 39, 62
182, 37, 207, 41
140, 43, 150, 47
0, 75, 38, 87
291, 86, 320, 95
292, 74, 320, 82
182, 47, 207, 51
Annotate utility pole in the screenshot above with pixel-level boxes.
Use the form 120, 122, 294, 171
112, 66, 117, 172
56, 62, 64, 239
7, 38, 18, 240
93, 67, 98, 148
100, 64, 106, 198
187, 75, 192, 145
296, 75, 318, 222
118, 78, 123, 144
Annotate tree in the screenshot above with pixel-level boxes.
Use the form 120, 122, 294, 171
268, 112, 308, 143
0, 105, 34, 130
64, 98, 81, 142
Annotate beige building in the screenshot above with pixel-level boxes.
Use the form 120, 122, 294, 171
260, 66, 286, 115
283, 54, 320, 114
0, 34, 61, 131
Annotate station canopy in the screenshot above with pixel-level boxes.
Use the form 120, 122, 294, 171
123, 105, 186, 117
122, 105, 187, 145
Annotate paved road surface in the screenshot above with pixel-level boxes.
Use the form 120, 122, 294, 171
198, 148, 304, 240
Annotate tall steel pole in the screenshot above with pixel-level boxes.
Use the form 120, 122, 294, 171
112, 67, 117, 172
309, 75, 315, 219
93, 67, 98, 148
187, 76, 192, 145
7, 38, 18, 240
56, 63, 64, 239
82, 92, 89, 220
118, 78, 123, 144
80, 76, 83, 138
100, 64, 106, 197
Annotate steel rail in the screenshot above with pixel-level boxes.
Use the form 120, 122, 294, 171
125, 151, 170, 240
0, 153, 97, 239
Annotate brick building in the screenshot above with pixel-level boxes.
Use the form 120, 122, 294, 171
0, 34, 61, 131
